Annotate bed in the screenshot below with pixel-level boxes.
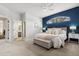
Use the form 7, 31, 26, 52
34, 28, 67, 49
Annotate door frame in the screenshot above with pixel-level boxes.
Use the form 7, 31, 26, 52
0, 15, 9, 40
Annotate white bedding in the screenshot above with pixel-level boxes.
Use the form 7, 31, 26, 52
35, 33, 56, 40
51, 34, 66, 48
34, 33, 67, 48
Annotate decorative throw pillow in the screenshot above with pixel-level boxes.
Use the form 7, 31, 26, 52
46, 28, 52, 34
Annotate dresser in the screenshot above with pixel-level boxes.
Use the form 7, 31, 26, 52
68, 33, 79, 43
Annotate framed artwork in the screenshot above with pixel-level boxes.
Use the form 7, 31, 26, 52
47, 16, 70, 24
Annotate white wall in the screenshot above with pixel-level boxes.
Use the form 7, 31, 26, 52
0, 4, 20, 40
26, 13, 42, 41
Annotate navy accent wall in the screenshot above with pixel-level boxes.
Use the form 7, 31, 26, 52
42, 6, 79, 33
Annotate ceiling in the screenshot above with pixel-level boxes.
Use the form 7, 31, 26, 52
0, 3, 79, 18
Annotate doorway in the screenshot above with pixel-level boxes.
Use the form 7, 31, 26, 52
0, 16, 9, 40
15, 20, 22, 40
0, 20, 4, 39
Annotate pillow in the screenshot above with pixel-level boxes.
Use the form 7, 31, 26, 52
52, 28, 61, 35
46, 28, 61, 35
53, 30, 59, 35
46, 28, 53, 34
59, 30, 66, 34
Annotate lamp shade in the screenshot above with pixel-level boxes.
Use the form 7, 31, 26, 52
42, 27, 46, 30
70, 26, 76, 30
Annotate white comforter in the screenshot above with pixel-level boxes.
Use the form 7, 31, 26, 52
35, 33, 66, 48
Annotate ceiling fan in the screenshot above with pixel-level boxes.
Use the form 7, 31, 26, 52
41, 3, 54, 12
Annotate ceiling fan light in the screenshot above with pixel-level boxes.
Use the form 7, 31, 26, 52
43, 8, 48, 12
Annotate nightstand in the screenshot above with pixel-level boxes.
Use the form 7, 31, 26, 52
68, 33, 79, 43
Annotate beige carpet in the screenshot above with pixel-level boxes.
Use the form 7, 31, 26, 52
0, 39, 79, 56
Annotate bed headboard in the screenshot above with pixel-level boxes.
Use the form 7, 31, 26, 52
46, 27, 67, 35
